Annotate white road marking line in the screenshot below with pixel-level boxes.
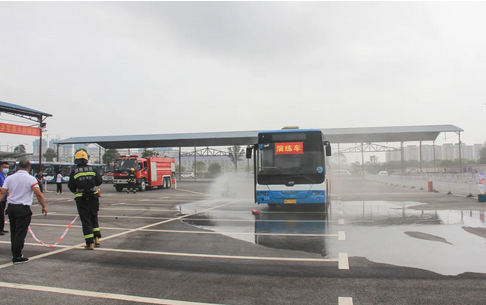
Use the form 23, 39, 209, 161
94, 247, 339, 263
119, 199, 186, 202
100, 208, 178, 212
175, 189, 218, 197
141, 229, 339, 237
338, 253, 349, 270
39, 214, 173, 220
181, 218, 338, 223
0, 244, 85, 269
0, 241, 70, 248
29, 223, 131, 231
0, 200, 241, 270
338, 219, 345, 225
338, 297, 353, 305
32, 212, 57, 217
25, 224, 340, 238
111, 202, 126, 206
110, 203, 185, 207
0, 281, 219, 305
89, 200, 242, 246
338, 231, 346, 241
40, 214, 339, 222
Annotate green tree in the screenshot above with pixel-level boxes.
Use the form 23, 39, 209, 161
228, 145, 245, 172
196, 161, 206, 172
44, 148, 57, 162
331, 151, 347, 165
14, 144, 26, 154
103, 149, 120, 164
176, 164, 186, 173
142, 150, 155, 158
208, 163, 222, 177
478, 148, 486, 164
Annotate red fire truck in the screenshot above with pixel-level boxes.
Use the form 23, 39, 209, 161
113, 155, 175, 192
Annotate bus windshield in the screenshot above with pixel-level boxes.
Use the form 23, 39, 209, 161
257, 131, 325, 185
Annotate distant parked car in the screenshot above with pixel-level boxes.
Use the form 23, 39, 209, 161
181, 172, 195, 179
378, 171, 389, 175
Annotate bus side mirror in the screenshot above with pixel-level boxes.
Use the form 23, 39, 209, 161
246, 147, 253, 159
325, 144, 332, 157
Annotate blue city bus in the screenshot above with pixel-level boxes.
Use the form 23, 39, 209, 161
9, 162, 105, 183
247, 127, 332, 208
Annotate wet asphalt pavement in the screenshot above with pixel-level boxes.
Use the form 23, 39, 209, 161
0, 178, 485, 305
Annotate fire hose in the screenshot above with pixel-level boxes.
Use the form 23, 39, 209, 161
28, 215, 79, 248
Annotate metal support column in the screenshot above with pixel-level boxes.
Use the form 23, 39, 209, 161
99, 145, 102, 164
178, 147, 182, 181
337, 143, 341, 179
361, 143, 365, 178
39, 127, 43, 168
458, 132, 462, 174
57, 144, 60, 162
194, 145, 197, 181
433, 140, 436, 172
400, 141, 404, 174
419, 140, 423, 173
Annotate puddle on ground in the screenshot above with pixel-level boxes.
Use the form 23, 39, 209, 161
180, 200, 486, 275
331, 201, 486, 275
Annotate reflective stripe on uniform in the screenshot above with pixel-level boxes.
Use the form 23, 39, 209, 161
73, 172, 96, 179
84, 233, 94, 239
74, 190, 99, 198
93, 227, 100, 232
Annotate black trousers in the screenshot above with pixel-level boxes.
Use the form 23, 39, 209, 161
0, 201, 6, 232
7, 204, 32, 259
75, 197, 101, 245
127, 181, 137, 193
56, 183, 62, 193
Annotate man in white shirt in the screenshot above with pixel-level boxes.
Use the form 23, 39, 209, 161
0, 160, 47, 264
56, 171, 64, 194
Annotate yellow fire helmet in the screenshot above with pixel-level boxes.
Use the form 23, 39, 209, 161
130, 168, 134, 171
74, 150, 88, 160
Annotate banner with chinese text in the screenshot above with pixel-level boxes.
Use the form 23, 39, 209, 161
0, 123, 40, 136
275, 142, 304, 154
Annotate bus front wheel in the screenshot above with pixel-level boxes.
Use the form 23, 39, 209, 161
115, 185, 124, 192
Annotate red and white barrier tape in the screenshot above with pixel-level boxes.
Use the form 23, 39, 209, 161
28, 215, 79, 248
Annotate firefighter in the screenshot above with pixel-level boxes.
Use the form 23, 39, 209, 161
68, 151, 103, 250
127, 168, 137, 194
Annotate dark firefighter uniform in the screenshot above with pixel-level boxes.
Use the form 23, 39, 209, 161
68, 151, 103, 250
127, 168, 137, 194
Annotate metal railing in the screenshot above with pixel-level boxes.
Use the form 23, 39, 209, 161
365, 173, 480, 197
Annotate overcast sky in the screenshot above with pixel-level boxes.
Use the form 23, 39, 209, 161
1, 2, 486, 152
